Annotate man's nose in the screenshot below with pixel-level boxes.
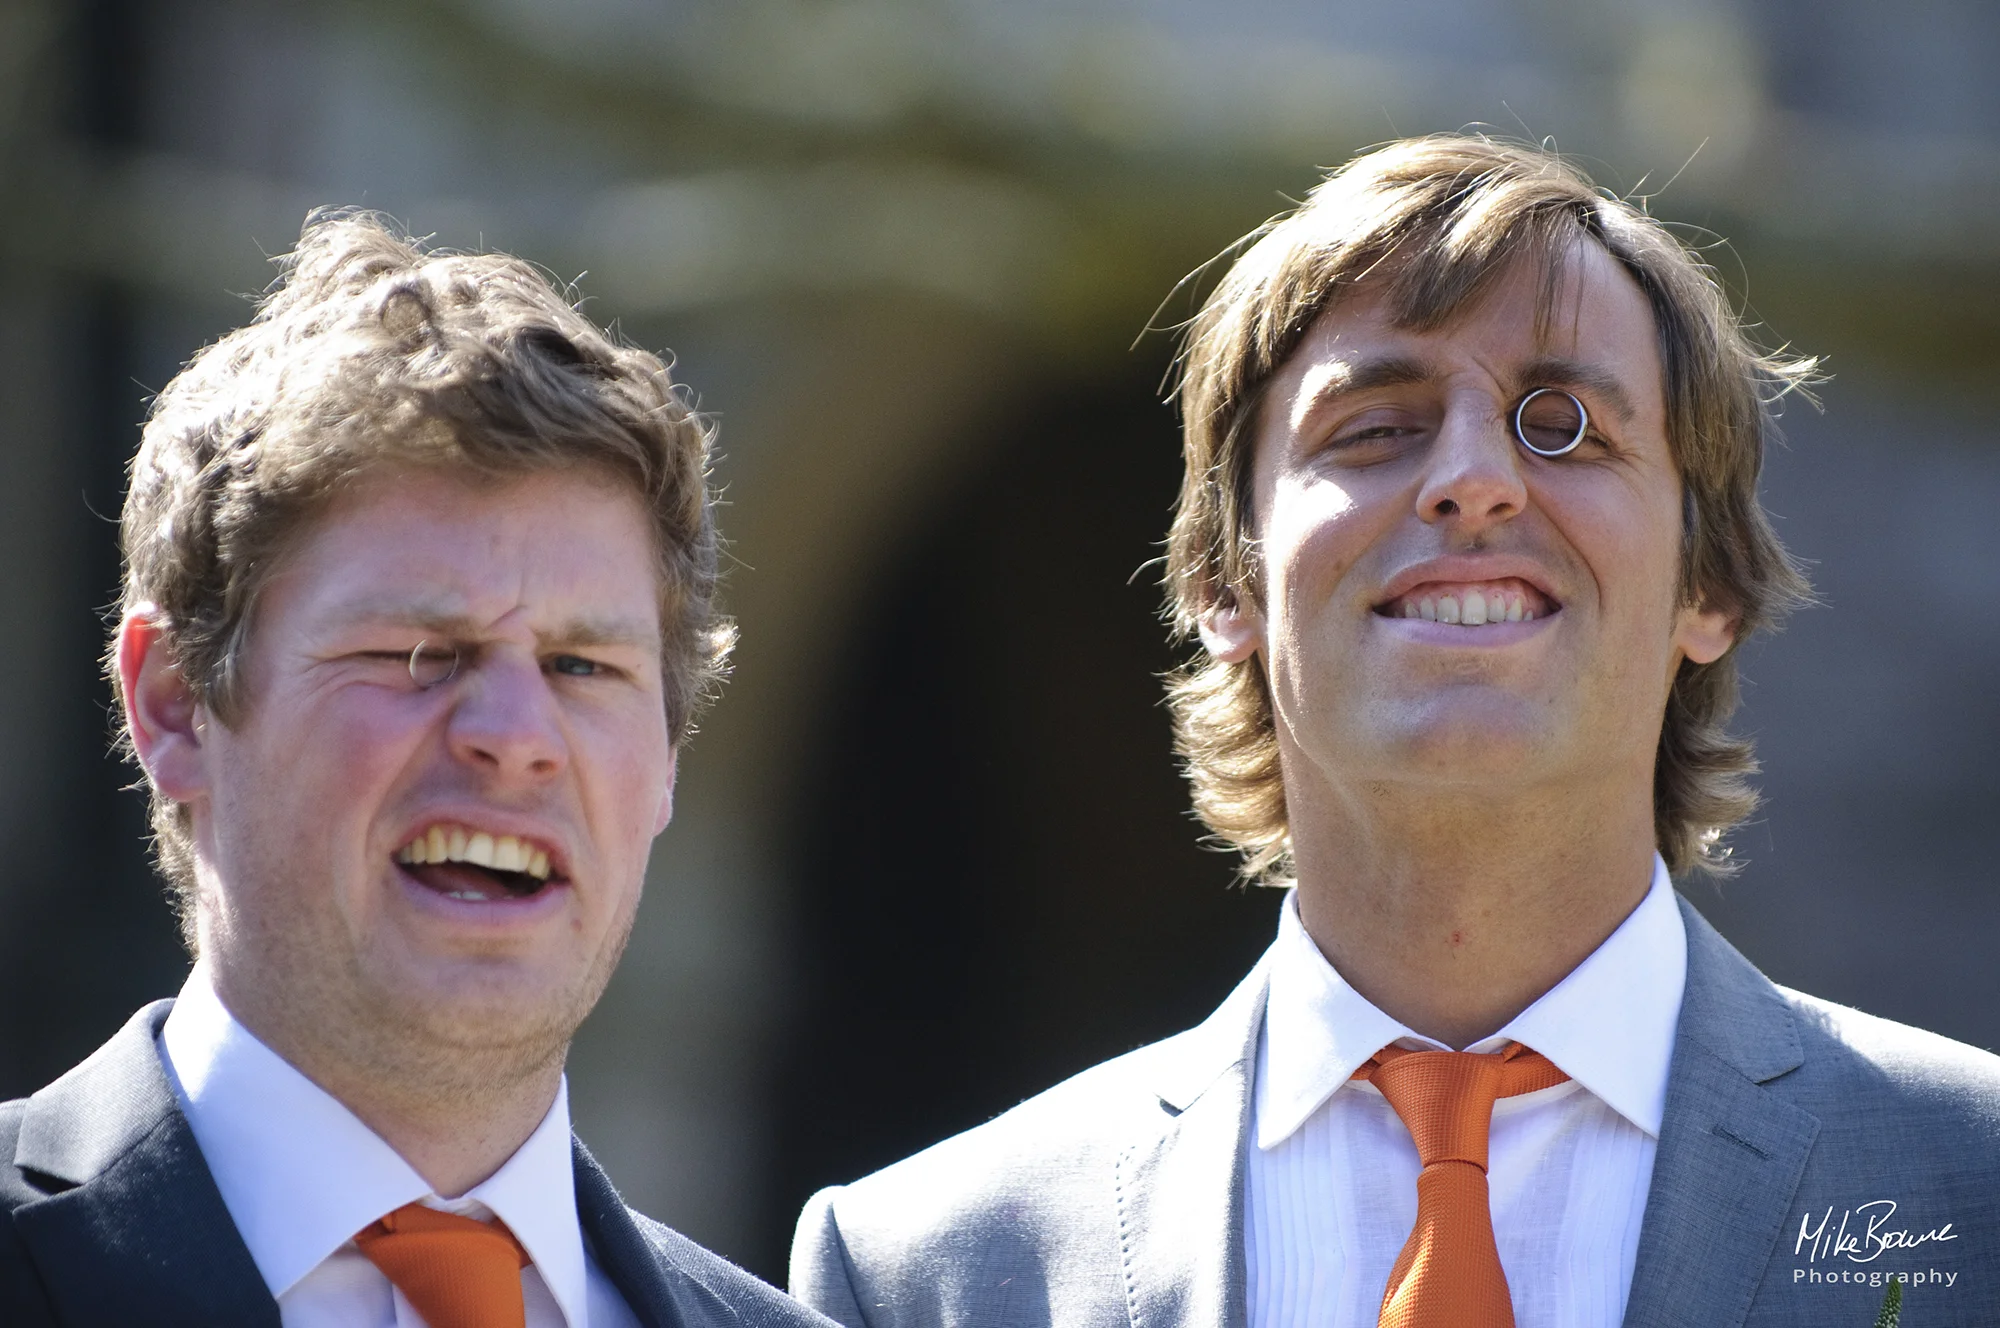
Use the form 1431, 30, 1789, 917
1413, 402, 1529, 533
444, 648, 567, 782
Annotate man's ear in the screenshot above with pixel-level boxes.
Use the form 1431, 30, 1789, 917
1197, 593, 1264, 664
117, 609, 212, 804
1672, 596, 1737, 669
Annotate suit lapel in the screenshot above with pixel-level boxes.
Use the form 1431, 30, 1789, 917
576, 1136, 749, 1328
1115, 952, 1270, 1328
11, 1002, 279, 1328
1621, 900, 1819, 1328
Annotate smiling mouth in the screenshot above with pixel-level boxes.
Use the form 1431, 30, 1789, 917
394, 823, 561, 902
1375, 578, 1560, 625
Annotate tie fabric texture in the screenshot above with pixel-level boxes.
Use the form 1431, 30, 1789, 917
353, 1202, 533, 1328
1352, 1042, 1570, 1328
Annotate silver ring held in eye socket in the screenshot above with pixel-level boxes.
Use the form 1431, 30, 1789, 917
1512, 387, 1588, 457
408, 640, 461, 690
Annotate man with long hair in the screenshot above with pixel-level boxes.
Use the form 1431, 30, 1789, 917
791, 136, 2000, 1326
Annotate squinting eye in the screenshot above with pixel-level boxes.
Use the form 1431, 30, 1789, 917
407, 642, 461, 689
1322, 428, 1411, 462
549, 654, 600, 677
1513, 388, 1589, 457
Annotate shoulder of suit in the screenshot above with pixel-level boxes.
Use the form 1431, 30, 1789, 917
620, 1206, 840, 1327
0, 1097, 25, 1203
1774, 983, 2000, 1126
0, 1096, 52, 1210
0, 1096, 66, 1323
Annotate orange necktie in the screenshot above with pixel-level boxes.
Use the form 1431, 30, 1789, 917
1352, 1042, 1570, 1328
353, 1203, 533, 1328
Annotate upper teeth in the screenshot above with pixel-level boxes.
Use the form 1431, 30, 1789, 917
396, 824, 552, 880
1396, 583, 1542, 625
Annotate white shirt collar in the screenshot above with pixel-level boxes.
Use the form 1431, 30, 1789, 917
159, 964, 593, 1328
1255, 855, 1686, 1149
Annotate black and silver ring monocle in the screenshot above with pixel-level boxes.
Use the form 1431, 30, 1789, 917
408, 639, 462, 689
1511, 387, 1589, 457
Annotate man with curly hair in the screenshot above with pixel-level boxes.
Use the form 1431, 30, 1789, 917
790, 137, 2000, 1326
0, 212, 831, 1328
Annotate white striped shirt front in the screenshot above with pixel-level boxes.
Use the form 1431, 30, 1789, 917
1245, 859, 1686, 1328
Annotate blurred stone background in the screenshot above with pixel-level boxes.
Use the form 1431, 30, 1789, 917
0, 0, 1994, 1284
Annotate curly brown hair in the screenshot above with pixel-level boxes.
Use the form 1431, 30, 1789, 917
114, 209, 734, 940
1164, 135, 1815, 881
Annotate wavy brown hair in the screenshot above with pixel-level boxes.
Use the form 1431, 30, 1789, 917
114, 209, 734, 941
1164, 136, 1814, 881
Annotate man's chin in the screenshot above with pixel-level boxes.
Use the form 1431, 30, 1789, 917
364, 957, 602, 1056
1356, 700, 1568, 783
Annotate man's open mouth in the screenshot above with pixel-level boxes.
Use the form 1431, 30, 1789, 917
393, 823, 561, 901
1375, 578, 1559, 625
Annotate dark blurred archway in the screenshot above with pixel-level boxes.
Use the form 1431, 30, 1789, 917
761, 365, 1283, 1282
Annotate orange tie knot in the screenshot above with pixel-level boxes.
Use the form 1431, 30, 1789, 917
353, 1202, 533, 1328
1350, 1042, 1570, 1328
1355, 1042, 1569, 1170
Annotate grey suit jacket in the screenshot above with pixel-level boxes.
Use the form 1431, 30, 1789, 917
792, 897, 2000, 1327
0, 1001, 835, 1328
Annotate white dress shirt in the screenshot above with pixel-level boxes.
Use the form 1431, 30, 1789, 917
159, 964, 641, 1328
1245, 857, 1686, 1328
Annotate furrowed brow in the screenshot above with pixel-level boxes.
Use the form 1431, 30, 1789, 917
325, 599, 660, 658
324, 598, 482, 638
1518, 356, 1638, 425
541, 617, 661, 658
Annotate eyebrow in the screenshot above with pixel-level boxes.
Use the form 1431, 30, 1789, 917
1294, 354, 1438, 427
1515, 355, 1639, 425
326, 600, 662, 656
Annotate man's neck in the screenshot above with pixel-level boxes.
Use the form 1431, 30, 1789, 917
1288, 778, 1659, 1050
314, 1058, 566, 1199
208, 970, 567, 1198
